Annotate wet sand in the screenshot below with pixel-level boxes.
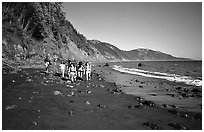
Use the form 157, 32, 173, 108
2, 64, 202, 130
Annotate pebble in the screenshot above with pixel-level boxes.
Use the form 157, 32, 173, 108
128, 105, 134, 109
99, 85, 104, 88
143, 122, 159, 130
141, 100, 155, 107
33, 122, 38, 126
5, 104, 17, 110
69, 100, 74, 103
176, 87, 182, 90
166, 88, 170, 91
85, 101, 91, 105
66, 85, 74, 88
191, 88, 201, 93
53, 90, 62, 96
162, 104, 169, 108
68, 110, 74, 116
26, 78, 33, 82
139, 85, 143, 88
171, 105, 177, 109
86, 90, 92, 94
168, 123, 188, 130
97, 104, 106, 108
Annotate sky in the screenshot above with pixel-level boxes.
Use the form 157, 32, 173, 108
63, 2, 202, 60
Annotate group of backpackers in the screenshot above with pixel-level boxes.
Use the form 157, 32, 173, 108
44, 56, 92, 82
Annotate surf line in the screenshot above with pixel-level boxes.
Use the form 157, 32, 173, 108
112, 65, 202, 87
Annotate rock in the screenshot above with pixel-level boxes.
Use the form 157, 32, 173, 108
143, 122, 159, 130
86, 90, 92, 94
162, 104, 169, 108
166, 88, 170, 91
26, 78, 33, 82
179, 113, 189, 118
134, 104, 143, 108
135, 97, 143, 101
181, 93, 188, 98
5, 104, 17, 110
99, 85, 104, 88
138, 63, 142, 67
182, 88, 188, 93
33, 122, 38, 126
104, 63, 109, 67
139, 85, 143, 88
128, 105, 134, 109
97, 104, 106, 108
85, 101, 91, 105
77, 90, 83, 94
191, 88, 201, 93
176, 87, 182, 90
53, 90, 62, 96
142, 100, 155, 107
66, 84, 73, 88
68, 110, 74, 116
69, 100, 74, 103
149, 93, 157, 96
171, 105, 177, 109
168, 123, 188, 130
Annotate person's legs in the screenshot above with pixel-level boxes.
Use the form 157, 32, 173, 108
61, 68, 64, 78
63, 68, 65, 77
70, 73, 74, 82
45, 62, 49, 73
68, 71, 70, 79
80, 71, 83, 78
74, 73, 77, 81
88, 72, 91, 80
86, 72, 88, 80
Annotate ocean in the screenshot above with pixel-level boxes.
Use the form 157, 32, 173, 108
112, 61, 202, 87
107, 61, 202, 112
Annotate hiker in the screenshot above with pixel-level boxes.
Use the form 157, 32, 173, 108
69, 63, 77, 82
77, 61, 84, 78
59, 60, 66, 78
85, 62, 91, 81
44, 55, 51, 73
66, 59, 71, 79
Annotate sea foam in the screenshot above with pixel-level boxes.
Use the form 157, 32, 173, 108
112, 65, 202, 87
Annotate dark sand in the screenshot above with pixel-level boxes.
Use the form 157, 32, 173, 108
2, 64, 202, 130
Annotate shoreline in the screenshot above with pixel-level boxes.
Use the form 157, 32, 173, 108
2, 64, 202, 130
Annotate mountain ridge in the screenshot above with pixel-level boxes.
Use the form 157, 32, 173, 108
2, 2, 192, 69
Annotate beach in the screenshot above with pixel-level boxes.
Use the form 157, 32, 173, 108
2, 63, 202, 130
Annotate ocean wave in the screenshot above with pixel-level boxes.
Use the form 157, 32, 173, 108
112, 65, 202, 87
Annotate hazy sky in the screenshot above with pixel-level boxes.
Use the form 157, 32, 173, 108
63, 2, 202, 60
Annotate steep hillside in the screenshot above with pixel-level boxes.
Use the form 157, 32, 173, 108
2, 2, 190, 69
2, 2, 104, 69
